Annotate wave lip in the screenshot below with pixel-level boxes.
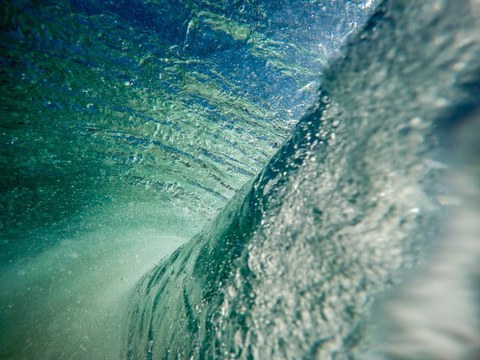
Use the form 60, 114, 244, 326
125, 0, 480, 359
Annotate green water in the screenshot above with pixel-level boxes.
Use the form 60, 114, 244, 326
0, 1, 375, 358
125, 0, 480, 358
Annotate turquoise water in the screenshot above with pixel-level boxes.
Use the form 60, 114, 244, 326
1, 1, 373, 358
1, 0, 480, 359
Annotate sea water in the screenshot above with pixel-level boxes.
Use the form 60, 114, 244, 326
125, 0, 480, 359
1, 1, 373, 358
1, 0, 479, 359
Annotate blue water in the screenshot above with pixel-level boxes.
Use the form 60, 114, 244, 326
1, 0, 479, 359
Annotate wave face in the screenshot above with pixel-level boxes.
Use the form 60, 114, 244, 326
0, 0, 369, 256
0, 1, 373, 359
125, 0, 480, 359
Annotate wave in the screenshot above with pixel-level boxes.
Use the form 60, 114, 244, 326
0, 1, 373, 359
125, 0, 480, 359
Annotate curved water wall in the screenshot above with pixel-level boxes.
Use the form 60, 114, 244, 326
125, 0, 480, 359
1, 1, 374, 359
2, 0, 480, 359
